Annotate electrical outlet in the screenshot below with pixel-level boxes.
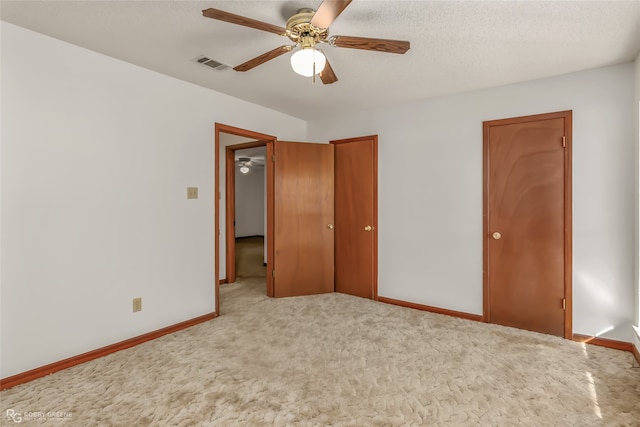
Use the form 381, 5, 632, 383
187, 187, 198, 199
133, 297, 142, 313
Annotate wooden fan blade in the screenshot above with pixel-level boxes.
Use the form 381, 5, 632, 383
310, 0, 352, 29
202, 8, 286, 36
234, 46, 293, 72
331, 35, 410, 54
320, 59, 338, 84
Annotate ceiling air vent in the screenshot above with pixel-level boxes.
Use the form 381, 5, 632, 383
195, 56, 230, 71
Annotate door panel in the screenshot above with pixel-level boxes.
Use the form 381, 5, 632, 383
332, 136, 377, 299
273, 141, 334, 297
484, 112, 571, 337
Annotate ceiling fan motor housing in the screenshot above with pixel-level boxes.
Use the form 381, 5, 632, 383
286, 8, 328, 47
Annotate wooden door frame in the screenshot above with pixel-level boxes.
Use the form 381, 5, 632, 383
482, 110, 573, 338
215, 123, 276, 315
330, 135, 379, 300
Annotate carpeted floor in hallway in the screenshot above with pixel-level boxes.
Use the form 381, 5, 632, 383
234, 236, 266, 279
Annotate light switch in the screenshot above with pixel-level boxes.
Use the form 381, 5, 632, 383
187, 187, 198, 199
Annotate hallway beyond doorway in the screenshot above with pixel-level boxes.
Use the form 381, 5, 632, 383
235, 236, 266, 279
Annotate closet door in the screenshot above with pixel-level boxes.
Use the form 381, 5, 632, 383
271, 141, 335, 297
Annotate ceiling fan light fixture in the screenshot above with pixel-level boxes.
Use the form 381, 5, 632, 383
203, 4, 411, 85
240, 165, 250, 174
290, 48, 326, 77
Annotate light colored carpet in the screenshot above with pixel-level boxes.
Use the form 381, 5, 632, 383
2, 280, 639, 425
235, 236, 266, 279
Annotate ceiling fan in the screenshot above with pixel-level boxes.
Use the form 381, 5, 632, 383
202, 0, 410, 84
236, 156, 265, 174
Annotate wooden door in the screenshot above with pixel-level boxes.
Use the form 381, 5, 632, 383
483, 111, 572, 338
271, 141, 335, 297
331, 136, 378, 299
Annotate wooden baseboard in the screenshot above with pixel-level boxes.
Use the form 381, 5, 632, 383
378, 296, 483, 322
378, 299, 637, 359
0, 312, 217, 391
632, 344, 640, 365
219, 279, 228, 284
572, 334, 633, 352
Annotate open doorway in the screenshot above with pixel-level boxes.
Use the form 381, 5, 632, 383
214, 124, 275, 315
230, 146, 267, 281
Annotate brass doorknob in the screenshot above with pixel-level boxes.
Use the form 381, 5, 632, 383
364, 225, 373, 232
492, 232, 502, 240
327, 224, 334, 230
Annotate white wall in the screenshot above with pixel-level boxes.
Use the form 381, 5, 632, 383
235, 165, 265, 237
308, 63, 636, 342
0, 22, 305, 378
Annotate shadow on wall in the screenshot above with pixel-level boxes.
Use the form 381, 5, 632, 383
574, 270, 631, 341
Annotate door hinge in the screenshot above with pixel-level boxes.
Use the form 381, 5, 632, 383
562, 298, 566, 310
272, 155, 276, 162
562, 136, 566, 148
272, 269, 275, 278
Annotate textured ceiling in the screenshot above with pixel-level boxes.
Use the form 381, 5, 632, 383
2, 1, 639, 120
